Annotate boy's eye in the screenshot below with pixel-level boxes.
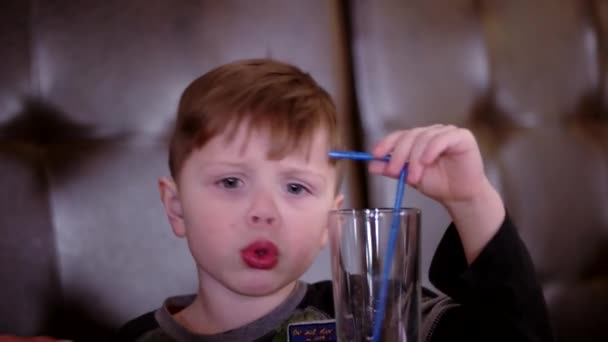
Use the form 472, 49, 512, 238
286, 183, 309, 195
218, 177, 242, 189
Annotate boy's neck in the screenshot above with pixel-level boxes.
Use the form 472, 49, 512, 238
174, 279, 298, 335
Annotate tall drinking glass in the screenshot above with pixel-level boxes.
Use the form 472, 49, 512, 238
328, 208, 421, 341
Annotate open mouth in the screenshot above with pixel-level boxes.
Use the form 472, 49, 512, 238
241, 240, 279, 270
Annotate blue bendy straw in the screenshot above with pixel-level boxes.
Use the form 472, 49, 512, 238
328, 150, 408, 342
371, 167, 407, 342
328, 150, 391, 162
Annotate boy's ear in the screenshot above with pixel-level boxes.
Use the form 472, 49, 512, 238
332, 193, 344, 211
320, 193, 345, 248
158, 177, 187, 238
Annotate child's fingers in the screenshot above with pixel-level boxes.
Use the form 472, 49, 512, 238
371, 130, 403, 158
407, 125, 452, 183
419, 126, 467, 166
386, 128, 425, 176
371, 125, 451, 178
368, 160, 387, 174
386, 125, 446, 176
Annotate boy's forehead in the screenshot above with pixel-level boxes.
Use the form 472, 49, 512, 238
216, 121, 332, 163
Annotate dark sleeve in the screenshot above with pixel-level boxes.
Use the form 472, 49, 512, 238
428, 214, 554, 342
115, 311, 159, 342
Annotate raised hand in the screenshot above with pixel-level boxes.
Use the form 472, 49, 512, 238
369, 124, 505, 263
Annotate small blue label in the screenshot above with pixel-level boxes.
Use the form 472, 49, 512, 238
287, 319, 337, 341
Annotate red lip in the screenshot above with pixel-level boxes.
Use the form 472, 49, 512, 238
241, 240, 279, 270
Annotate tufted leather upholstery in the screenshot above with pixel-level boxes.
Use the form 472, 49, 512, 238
0, 1, 606, 341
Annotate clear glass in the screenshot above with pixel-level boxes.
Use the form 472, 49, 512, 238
328, 208, 421, 342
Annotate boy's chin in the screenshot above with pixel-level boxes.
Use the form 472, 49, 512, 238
230, 276, 298, 297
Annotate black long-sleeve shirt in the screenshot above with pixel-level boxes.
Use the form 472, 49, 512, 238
427, 215, 553, 341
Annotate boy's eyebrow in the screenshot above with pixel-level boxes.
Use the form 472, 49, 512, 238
281, 167, 328, 185
199, 160, 251, 170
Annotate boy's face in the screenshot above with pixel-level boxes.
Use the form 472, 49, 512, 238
159, 122, 343, 297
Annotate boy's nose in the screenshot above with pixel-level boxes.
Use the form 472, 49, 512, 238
249, 214, 276, 226
246, 192, 280, 228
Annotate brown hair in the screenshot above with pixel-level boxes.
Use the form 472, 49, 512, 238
168, 58, 342, 179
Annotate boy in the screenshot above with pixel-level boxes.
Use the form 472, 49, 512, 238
118, 59, 553, 341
